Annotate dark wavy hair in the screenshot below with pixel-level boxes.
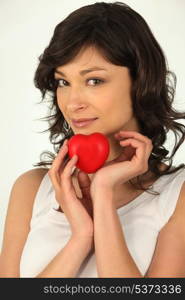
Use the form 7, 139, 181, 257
33, 1, 185, 195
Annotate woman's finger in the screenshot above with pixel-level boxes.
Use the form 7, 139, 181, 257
61, 154, 79, 192
50, 140, 68, 172
120, 138, 150, 171
120, 138, 146, 155
48, 139, 68, 188
115, 130, 153, 147
77, 171, 91, 200
116, 131, 153, 155
77, 171, 93, 218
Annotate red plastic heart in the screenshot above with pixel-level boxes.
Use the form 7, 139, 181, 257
68, 132, 110, 173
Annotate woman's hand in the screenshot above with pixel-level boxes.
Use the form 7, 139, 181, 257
48, 139, 94, 241
90, 130, 153, 195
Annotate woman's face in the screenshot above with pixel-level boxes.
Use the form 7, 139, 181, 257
54, 46, 140, 139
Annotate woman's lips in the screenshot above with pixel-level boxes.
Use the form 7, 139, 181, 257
72, 118, 98, 128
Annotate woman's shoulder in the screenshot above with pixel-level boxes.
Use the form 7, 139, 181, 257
10, 168, 49, 210
0, 168, 50, 277
7, 167, 50, 233
17, 167, 49, 183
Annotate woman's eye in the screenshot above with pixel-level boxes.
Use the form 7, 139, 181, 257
55, 79, 68, 87
54, 78, 104, 88
87, 78, 103, 86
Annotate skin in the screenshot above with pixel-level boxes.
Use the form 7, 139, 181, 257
54, 45, 167, 208
0, 47, 183, 279
49, 45, 185, 278
55, 46, 140, 162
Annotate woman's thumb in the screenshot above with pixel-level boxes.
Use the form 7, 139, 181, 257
77, 171, 91, 199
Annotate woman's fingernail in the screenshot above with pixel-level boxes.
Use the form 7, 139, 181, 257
71, 166, 76, 175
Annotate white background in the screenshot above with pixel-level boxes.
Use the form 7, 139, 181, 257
0, 0, 185, 249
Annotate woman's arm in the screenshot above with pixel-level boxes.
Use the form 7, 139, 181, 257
93, 188, 143, 278
36, 236, 92, 277
145, 181, 185, 277
0, 168, 48, 277
93, 182, 185, 278
0, 168, 92, 278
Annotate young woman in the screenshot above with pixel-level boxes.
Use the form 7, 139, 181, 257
1, 1, 185, 278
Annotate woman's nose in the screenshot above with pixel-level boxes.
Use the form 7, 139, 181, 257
66, 86, 88, 112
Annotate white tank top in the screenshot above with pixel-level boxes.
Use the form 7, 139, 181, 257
20, 166, 185, 277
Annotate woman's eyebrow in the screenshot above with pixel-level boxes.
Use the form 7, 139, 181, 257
54, 66, 107, 77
